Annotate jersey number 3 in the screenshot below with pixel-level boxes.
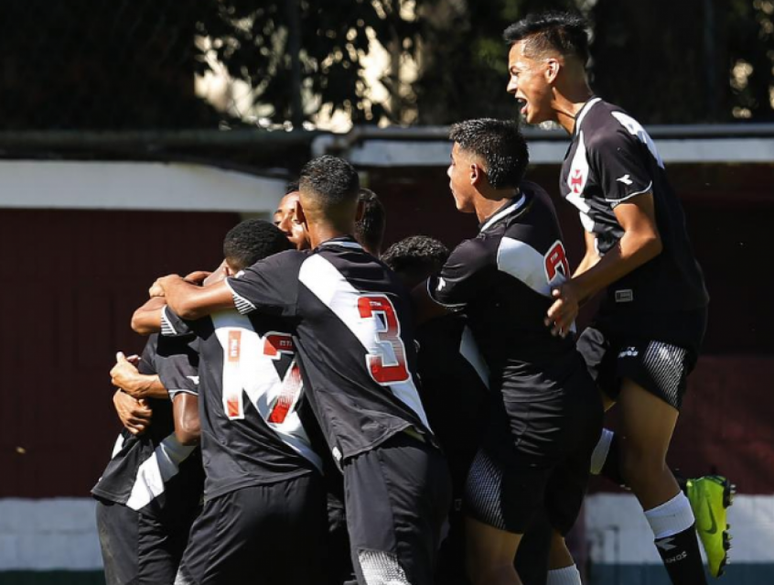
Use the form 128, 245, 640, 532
358, 295, 410, 385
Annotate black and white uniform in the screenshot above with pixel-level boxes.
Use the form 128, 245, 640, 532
227, 238, 452, 585
560, 98, 709, 409
416, 316, 552, 585
428, 184, 603, 536
161, 308, 326, 585
92, 334, 204, 585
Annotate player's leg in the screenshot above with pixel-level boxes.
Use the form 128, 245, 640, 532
465, 516, 523, 585
546, 531, 582, 585
344, 430, 451, 585
514, 510, 553, 585
95, 499, 140, 585
617, 378, 707, 585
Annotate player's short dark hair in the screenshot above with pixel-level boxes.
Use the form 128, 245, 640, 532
503, 11, 590, 65
449, 118, 529, 190
355, 188, 386, 255
223, 219, 293, 270
382, 236, 450, 286
284, 180, 300, 195
299, 155, 359, 206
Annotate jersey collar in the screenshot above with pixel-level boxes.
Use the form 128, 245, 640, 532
572, 96, 602, 138
317, 235, 363, 251
479, 192, 527, 232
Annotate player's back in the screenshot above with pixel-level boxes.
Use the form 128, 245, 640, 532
162, 308, 321, 500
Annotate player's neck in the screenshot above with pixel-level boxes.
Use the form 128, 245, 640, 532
474, 190, 519, 225
553, 84, 594, 135
307, 221, 355, 249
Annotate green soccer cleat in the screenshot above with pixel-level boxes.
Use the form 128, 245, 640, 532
687, 475, 735, 578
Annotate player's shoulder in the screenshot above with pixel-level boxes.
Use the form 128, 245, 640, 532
581, 99, 643, 147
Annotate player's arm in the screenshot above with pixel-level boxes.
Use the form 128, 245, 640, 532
173, 393, 200, 446
151, 276, 235, 320
573, 230, 602, 278
131, 297, 167, 335
113, 389, 152, 436
110, 351, 168, 400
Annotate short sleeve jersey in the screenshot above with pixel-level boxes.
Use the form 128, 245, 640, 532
92, 334, 204, 513
226, 238, 431, 464
161, 307, 322, 501
428, 183, 584, 402
560, 98, 709, 313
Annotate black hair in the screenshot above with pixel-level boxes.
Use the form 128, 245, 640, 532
503, 11, 590, 65
449, 118, 529, 190
284, 180, 300, 195
382, 236, 450, 287
223, 219, 293, 270
355, 188, 386, 255
299, 155, 359, 206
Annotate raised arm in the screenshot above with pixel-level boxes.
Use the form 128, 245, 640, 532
151, 276, 235, 320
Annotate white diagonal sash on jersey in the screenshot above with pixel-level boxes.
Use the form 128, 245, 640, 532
125, 433, 196, 511
298, 254, 430, 429
459, 325, 489, 389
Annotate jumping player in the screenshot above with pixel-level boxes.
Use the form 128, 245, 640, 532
503, 11, 730, 581
412, 119, 603, 585
147, 157, 451, 585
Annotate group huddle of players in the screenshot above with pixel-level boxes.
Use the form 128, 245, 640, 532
91, 11, 734, 585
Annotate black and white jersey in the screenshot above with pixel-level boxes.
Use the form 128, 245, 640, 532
428, 183, 584, 402
226, 238, 431, 464
161, 307, 322, 501
92, 334, 204, 513
560, 97, 708, 313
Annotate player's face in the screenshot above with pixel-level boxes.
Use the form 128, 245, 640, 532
447, 143, 476, 214
507, 42, 554, 125
274, 192, 310, 250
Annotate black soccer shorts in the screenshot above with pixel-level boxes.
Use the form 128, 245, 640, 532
96, 497, 198, 585
343, 430, 452, 585
174, 473, 326, 585
576, 307, 707, 410
464, 366, 603, 536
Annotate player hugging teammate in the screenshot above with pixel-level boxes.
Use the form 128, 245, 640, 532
93, 11, 729, 585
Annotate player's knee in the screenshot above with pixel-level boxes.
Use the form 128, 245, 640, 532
620, 444, 666, 488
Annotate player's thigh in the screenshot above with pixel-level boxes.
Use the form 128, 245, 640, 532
617, 378, 679, 462
344, 432, 452, 585
96, 499, 140, 585
136, 506, 186, 585
465, 515, 522, 568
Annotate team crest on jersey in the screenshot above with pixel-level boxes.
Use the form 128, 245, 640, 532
570, 169, 584, 194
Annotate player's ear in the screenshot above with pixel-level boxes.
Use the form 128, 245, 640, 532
470, 162, 483, 186
355, 198, 365, 223
294, 198, 307, 227
545, 57, 560, 83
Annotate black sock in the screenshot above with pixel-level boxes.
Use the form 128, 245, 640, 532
654, 525, 708, 585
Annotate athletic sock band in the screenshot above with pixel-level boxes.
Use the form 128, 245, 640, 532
547, 564, 582, 585
590, 428, 614, 475
644, 491, 696, 539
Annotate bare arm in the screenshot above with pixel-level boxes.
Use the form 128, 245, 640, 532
131, 297, 166, 335
112, 390, 153, 436
173, 393, 200, 446
572, 230, 602, 278
110, 352, 168, 400
546, 194, 662, 335
151, 276, 235, 320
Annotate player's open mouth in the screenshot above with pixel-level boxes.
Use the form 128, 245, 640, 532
516, 98, 528, 116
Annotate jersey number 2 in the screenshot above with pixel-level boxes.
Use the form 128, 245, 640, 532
358, 295, 410, 385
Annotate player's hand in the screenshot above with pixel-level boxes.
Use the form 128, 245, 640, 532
148, 274, 180, 298
113, 390, 152, 435
545, 282, 579, 338
111, 351, 142, 395
183, 270, 212, 285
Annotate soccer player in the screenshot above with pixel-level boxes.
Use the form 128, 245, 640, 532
274, 181, 309, 250
133, 219, 327, 585
148, 156, 452, 585
503, 11, 729, 582
412, 119, 603, 585
92, 334, 204, 585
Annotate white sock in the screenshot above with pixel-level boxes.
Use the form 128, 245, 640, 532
589, 428, 614, 475
644, 491, 695, 539
547, 564, 582, 585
